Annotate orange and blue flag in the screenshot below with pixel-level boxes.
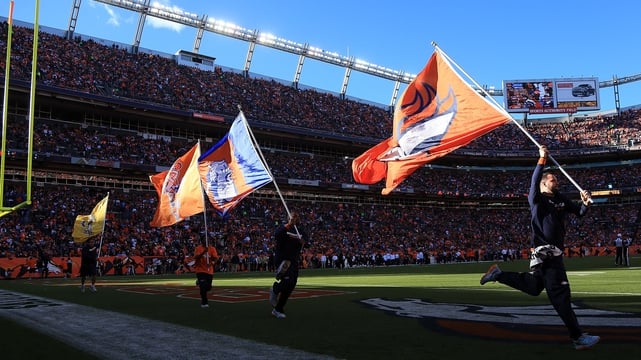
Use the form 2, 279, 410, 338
149, 143, 204, 227
199, 112, 273, 216
352, 49, 512, 195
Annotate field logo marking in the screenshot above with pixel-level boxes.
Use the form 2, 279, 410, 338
0, 291, 64, 309
117, 286, 347, 303
361, 298, 641, 343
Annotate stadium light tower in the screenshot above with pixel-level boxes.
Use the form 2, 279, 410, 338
66, 0, 81, 40
89, 0, 641, 108
90, 0, 417, 107
613, 75, 620, 117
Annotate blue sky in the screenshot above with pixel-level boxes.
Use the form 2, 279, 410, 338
4, 0, 641, 114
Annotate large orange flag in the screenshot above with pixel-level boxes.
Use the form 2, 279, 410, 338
149, 143, 204, 227
352, 50, 512, 195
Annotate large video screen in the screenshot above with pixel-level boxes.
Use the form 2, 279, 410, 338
503, 77, 599, 114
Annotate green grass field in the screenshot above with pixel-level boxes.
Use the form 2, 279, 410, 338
1, 256, 640, 359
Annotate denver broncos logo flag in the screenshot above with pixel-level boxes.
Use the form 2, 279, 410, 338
198, 112, 273, 216
149, 143, 204, 227
352, 49, 512, 195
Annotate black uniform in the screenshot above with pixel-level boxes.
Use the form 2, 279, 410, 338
614, 235, 624, 266
66, 257, 73, 278
38, 250, 50, 279
80, 242, 98, 278
271, 221, 307, 314
496, 159, 588, 340
622, 238, 631, 267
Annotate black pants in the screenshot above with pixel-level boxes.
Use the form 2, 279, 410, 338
196, 273, 213, 305
272, 262, 299, 313
615, 247, 623, 265
496, 255, 582, 339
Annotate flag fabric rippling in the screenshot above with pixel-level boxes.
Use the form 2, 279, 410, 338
199, 112, 273, 216
352, 50, 512, 195
72, 194, 109, 242
149, 143, 204, 227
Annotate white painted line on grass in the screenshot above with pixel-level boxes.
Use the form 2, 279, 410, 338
0, 290, 337, 360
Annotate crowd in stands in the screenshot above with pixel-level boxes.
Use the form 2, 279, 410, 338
3, 24, 392, 140
0, 182, 638, 274
465, 110, 640, 151
1, 22, 640, 274
1, 23, 640, 147
1, 118, 640, 198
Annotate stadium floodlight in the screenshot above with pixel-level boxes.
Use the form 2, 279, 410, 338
95, 0, 640, 98
95, 0, 422, 85
256, 33, 307, 53
97, 0, 514, 101
400, 73, 416, 83
353, 59, 411, 81
206, 20, 254, 41
147, 4, 199, 26
257, 32, 276, 45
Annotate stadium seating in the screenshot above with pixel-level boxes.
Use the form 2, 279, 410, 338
0, 22, 639, 274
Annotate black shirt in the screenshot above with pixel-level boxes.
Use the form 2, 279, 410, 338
81, 243, 98, 267
274, 224, 307, 266
528, 162, 587, 249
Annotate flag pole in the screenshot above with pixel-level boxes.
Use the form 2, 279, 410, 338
96, 192, 109, 259
236, 107, 300, 234
432, 42, 588, 196
196, 140, 211, 264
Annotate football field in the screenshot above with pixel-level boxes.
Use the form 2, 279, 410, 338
1, 256, 640, 360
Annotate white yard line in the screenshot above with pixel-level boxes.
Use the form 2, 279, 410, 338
0, 290, 336, 360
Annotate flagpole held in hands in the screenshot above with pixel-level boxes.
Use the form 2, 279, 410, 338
431, 42, 590, 199
195, 139, 211, 264
236, 106, 299, 235
199, 108, 273, 216
96, 192, 109, 258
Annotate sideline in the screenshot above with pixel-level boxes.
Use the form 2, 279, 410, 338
0, 290, 336, 360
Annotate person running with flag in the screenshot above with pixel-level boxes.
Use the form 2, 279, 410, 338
80, 238, 99, 293
193, 235, 219, 308
480, 145, 599, 350
269, 211, 308, 319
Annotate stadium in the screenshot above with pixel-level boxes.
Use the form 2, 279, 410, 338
1, 1, 640, 359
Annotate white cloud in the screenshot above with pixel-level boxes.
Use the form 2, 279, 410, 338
101, 4, 120, 27
146, 16, 184, 33
147, 0, 185, 33
91, 0, 184, 32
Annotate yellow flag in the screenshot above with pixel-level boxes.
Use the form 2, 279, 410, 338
72, 194, 109, 242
